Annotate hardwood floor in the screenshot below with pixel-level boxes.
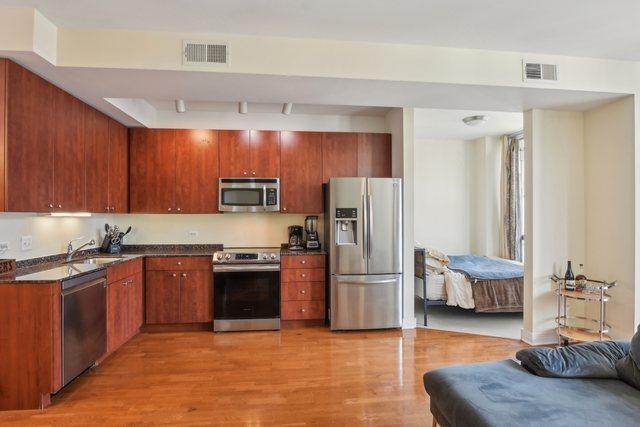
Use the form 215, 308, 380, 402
0, 326, 526, 426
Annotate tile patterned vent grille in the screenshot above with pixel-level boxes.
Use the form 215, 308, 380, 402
523, 61, 558, 82
183, 41, 228, 65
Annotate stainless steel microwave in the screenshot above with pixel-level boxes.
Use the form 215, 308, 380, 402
218, 178, 280, 212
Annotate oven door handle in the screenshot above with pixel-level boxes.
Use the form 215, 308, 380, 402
213, 265, 281, 272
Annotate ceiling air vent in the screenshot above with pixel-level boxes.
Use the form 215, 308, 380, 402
183, 41, 229, 66
523, 60, 558, 82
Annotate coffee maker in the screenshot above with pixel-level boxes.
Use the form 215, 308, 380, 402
304, 216, 320, 250
288, 225, 304, 250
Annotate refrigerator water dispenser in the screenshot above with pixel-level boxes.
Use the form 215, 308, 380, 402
335, 208, 358, 245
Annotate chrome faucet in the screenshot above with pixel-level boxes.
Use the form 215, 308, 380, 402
66, 237, 96, 262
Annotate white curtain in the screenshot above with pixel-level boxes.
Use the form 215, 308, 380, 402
500, 135, 523, 261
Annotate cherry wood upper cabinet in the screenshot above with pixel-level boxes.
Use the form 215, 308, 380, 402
280, 131, 323, 214
175, 129, 219, 213
219, 130, 250, 177
322, 132, 358, 183
3, 60, 55, 212
52, 88, 85, 212
84, 105, 110, 213
250, 130, 280, 177
357, 133, 392, 178
130, 129, 177, 213
107, 119, 129, 213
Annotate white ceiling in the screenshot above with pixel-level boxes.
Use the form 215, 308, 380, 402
414, 109, 523, 140
3, 0, 640, 61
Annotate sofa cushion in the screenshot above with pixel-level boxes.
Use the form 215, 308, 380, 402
616, 325, 640, 390
423, 359, 640, 427
515, 341, 628, 379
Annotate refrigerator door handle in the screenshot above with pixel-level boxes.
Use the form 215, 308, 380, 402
340, 278, 397, 285
362, 194, 368, 261
367, 194, 373, 259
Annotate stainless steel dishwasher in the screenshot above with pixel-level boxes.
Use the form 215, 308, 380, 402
61, 269, 107, 387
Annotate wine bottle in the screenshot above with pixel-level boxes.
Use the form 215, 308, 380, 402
575, 263, 587, 291
564, 261, 575, 291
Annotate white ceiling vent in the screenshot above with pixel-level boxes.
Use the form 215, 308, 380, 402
183, 41, 229, 66
522, 60, 558, 82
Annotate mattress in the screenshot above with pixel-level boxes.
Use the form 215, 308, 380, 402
416, 273, 447, 301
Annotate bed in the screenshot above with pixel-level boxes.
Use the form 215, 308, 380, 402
414, 248, 524, 326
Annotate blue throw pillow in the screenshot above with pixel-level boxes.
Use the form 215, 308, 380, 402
516, 341, 629, 379
615, 325, 640, 390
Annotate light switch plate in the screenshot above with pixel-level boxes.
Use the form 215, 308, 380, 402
188, 230, 199, 237
21, 235, 33, 251
0, 241, 9, 253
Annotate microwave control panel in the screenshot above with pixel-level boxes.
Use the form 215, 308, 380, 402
266, 188, 278, 206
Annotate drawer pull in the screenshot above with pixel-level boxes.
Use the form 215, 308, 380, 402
181, 273, 187, 277
300, 290, 306, 294
301, 273, 306, 278
301, 260, 306, 264
171, 273, 177, 277
177, 261, 182, 266
300, 308, 306, 313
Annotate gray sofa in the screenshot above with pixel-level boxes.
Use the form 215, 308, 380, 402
423, 327, 640, 427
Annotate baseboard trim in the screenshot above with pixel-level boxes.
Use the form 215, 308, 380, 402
521, 328, 557, 345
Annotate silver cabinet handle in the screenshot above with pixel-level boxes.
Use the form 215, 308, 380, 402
301, 273, 306, 278
282, 207, 287, 212
167, 207, 172, 212
252, 171, 256, 176
300, 308, 306, 313
181, 273, 187, 277
48, 203, 54, 209
105, 206, 110, 212
177, 261, 182, 266
177, 207, 181, 212
57, 204, 62, 208
171, 273, 177, 277
243, 171, 248, 176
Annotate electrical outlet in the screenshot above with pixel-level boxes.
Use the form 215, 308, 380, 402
21, 235, 33, 251
188, 230, 199, 237
0, 241, 9, 253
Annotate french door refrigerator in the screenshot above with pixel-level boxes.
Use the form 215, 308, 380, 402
326, 177, 403, 330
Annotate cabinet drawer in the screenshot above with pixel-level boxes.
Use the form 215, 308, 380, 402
281, 255, 325, 269
281, 268, 324, 283
146, 256, 211, 271
282, 282, 325, 301
107, 258, 143, 284
282, 300, 325, 320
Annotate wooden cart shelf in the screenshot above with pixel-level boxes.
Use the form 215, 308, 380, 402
555, 289, 611, 302
558, 326, 611, 343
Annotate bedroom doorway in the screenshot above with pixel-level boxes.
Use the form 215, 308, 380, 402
413, 108, 525, 340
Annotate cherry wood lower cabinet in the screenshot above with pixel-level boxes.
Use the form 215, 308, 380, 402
106, 259, 144, 353
145, 257, 213, 324
280, 254, 326, 320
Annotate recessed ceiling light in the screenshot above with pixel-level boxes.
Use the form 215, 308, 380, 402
462, 115, 489, 126
175, 99, 186, 113
282, 103, 293, 115
239, 101, 248, 114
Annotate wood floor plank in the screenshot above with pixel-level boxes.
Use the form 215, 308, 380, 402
0, 327, 526, 426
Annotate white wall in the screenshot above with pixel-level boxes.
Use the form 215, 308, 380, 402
387, 107, 415, 329
413, 136, 502, 256
524, 110, 585, 344
0, 213, 110, 260
584, 96, 636, 339
413, 138, 472, 254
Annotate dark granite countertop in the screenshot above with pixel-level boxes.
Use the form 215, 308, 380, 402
280, 244, 327, 256
0, 244, 222, 284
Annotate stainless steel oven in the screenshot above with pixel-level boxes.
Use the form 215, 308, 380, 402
218, 178, 280, 212
213, 248, 281, 331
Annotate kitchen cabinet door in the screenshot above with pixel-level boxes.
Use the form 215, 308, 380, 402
52, 88, 85, 212
249, 130, 280, 177
357, 133, 392, 178
322, 132, 358, 183
280, 131, 323, 213
84, 106, 110, 213
107, 280, 129, 353
130, 129, 177, 213
175, 129, 219, 213
179, 270, 213, 323
219, 130, 250, 177
128, 272, 144, 334
145, 271, 181, 324
108, 119, 129, 213
5, 60, 55, 212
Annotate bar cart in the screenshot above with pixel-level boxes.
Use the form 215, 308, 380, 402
551, 274, 616, 346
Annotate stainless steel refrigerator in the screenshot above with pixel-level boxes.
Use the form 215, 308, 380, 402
326, 177, 403, 330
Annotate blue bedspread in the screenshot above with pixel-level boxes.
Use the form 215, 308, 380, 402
448, 255, 523, 280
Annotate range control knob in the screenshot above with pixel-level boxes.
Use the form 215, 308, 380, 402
224, 254, 232, 260
270, 253, 277, 260
262, 253, 268, 259
216, 253, 223, 260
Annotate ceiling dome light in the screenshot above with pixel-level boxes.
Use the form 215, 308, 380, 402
175, 99, 186, 113
462, 115, 489, 126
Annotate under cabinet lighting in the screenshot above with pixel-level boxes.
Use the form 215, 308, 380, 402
49, 212, 92, 217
